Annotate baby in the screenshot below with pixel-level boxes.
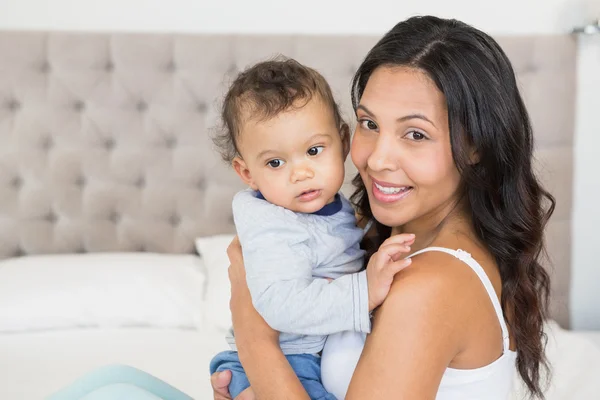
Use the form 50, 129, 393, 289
209, 57, 413, 399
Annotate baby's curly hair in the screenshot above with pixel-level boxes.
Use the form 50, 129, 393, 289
213, 56, 347, 163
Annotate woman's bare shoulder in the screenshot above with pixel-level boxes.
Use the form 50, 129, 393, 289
363, 250, 476, 374
394, 250, 477, 291
380, 250, 484, 329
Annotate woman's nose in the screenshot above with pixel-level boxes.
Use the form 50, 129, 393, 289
367, 135, 398, 172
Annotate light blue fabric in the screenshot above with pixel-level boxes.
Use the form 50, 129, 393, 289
210, 350, 337, 400
227, 189, 369, 355
80, 384, 163, 400
47, 364, 192, 400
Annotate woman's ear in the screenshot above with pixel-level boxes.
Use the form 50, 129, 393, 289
468, 147, 480, 165
340, 124, 351, 160
232, 156, 258, 190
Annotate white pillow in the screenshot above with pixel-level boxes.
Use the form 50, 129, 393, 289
195, 234, 235, 333
510, 320, 600, 399
0, 253, 206, 333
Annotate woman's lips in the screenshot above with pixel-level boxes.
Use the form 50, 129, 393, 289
371, 180, 413, 203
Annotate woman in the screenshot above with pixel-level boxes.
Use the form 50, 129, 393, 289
211, 15, 554, 400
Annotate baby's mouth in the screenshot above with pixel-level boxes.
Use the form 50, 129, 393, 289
297, 189, 322, 201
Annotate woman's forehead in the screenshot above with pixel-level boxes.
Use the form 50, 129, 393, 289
360, 66, 447, 119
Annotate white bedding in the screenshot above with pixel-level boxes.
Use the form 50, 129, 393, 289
510, 321, 600, 400
0, 327, 228, 400
0, 250, 599, 400
579, 331, 600, 348
0, 253, 208, 332
0, 323, 598, 400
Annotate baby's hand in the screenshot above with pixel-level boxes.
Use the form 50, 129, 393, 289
367, 233, 415, 311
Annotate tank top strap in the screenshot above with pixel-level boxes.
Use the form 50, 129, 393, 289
407, 247, 510, 353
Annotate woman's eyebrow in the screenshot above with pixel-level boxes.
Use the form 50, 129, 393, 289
356, 104, 375, 117
397, 114, 436, 128
357, 105, 436, 128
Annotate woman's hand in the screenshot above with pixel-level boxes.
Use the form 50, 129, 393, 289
210, 370, 256, 400
211, 370, 233, 400
226, 236, 279, 346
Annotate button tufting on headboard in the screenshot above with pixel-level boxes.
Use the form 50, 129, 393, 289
227, 63, 238, 75
39, 60, 51, 73
107, 211, 121, 224
103, 137, 116, 151
6, 99, 21, 112
11, 176, 23, 190
74, 176, 86, 188
165, 60, 177, 73
44, 211, 58, 224
164, 136, 177, 149
135, 176, 146, 189
40, 136, 54, 151
197, 102, 208, 113
73, 100, 85, 112
136, 101, 148, 112
524, 63, 539, 74
12, 247, 24, 258
168, 214, 181, 227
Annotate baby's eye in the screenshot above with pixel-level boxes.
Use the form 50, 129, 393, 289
267, 159, 285, 168
307, 146, 324, 156
405, 131, 427, 141
359, 119, 378, 130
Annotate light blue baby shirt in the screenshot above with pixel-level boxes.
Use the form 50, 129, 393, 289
226, 189, 370, 355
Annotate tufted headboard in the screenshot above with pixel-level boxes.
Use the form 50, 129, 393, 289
0, 32, 576, 327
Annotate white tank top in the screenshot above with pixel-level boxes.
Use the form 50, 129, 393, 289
321, 247, 517, 400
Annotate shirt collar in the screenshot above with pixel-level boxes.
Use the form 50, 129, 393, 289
255, 191, 342, 216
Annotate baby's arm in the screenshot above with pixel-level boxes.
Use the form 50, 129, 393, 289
242, 224, 371, 335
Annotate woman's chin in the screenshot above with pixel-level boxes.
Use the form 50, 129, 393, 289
370, 207, 408, 229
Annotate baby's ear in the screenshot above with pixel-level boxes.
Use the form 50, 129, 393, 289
232, 157, 258, 190
340, 123, 351, 160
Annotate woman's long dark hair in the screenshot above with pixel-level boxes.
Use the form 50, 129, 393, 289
351, 16, 554, 398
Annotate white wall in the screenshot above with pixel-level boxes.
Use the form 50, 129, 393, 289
0, 0, 589, 35
572, 33, 600, 330
1, 0, 599, 329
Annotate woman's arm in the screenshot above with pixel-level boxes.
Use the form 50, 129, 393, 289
237, 336, 310, 400
226, 237, 310, 400
346, 253, 468, 399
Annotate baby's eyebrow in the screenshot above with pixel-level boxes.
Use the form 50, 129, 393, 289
256, 149, 277, 161
305, 133, 332, 144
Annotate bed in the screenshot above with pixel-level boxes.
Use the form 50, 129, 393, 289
0, 31, 598, 399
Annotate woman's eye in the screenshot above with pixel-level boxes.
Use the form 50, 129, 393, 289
406, 131, 427, 141
307, 146, 324, 156
267, 159, 285, 168
359, 119, 378, 130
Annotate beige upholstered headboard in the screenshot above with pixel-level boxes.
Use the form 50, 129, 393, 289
0, 32, 576, 326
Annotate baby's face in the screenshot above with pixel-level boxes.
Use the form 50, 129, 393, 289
233, 97, 348, 213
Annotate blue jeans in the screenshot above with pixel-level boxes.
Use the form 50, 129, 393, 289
47, 364, 192, 400
210, 351, 337, 400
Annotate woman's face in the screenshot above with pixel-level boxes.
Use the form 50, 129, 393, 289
351, 66, 462, 229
